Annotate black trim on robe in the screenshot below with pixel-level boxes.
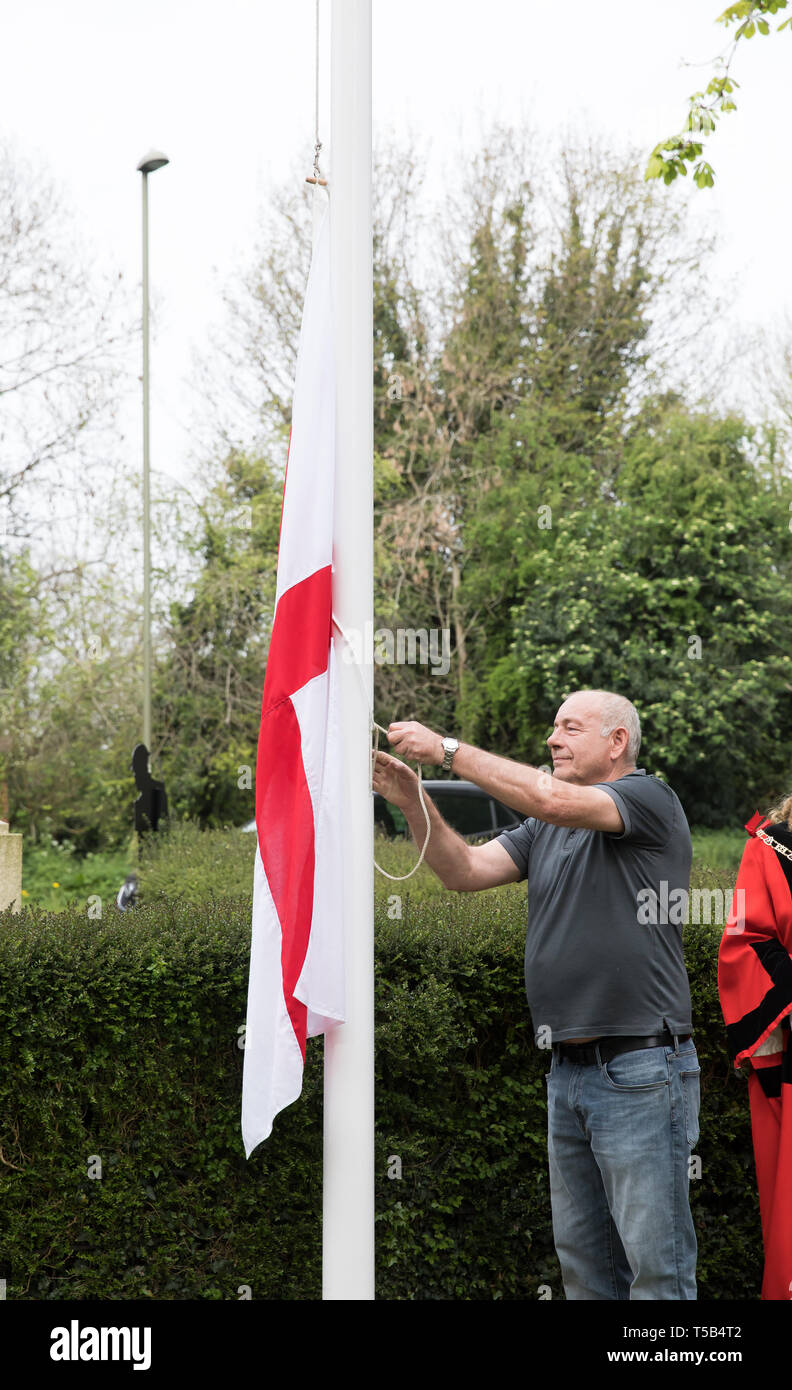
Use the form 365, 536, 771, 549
755, 1045, 792, 1100
761, 822, 792, 898
726, 940, 792, 1062
725, 823, 792, 1063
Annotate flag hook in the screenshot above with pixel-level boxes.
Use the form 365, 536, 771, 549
305, 1, 328, 188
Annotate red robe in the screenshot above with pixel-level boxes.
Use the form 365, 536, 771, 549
718, 814, 792, 1301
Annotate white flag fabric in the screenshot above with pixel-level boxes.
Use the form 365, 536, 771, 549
242, 195, 345, 1157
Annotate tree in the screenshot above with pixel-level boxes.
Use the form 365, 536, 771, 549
155, 449, 283, 827
447, 143, 716, 741
646, 0, 791, 189
186, 128, 725, 791
478, 404, 792, 825
0, 141, 129, 541
1, 551, 144, 850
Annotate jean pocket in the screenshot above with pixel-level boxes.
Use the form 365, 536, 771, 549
601, 1046, 670, 1092
680, 1069, 701, 1146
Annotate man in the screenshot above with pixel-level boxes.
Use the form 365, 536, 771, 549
373, 688, 699, 1300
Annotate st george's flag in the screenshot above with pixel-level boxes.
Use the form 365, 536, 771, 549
242, 194, 345, 1156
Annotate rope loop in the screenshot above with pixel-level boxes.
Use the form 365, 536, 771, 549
331, 615, 431, 880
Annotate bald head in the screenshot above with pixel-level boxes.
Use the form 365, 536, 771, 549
547, 689, 640, 785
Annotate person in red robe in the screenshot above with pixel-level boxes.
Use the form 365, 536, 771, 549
718, 796, 792, 1300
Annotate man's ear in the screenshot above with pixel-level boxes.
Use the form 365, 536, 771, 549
611, 728, 628, 759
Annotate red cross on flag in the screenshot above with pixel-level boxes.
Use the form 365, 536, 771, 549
242, 196, 345, 1155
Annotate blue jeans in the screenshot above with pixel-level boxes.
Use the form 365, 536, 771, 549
545, 1037, 700, 1300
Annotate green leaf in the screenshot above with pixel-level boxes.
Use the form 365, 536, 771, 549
694, 162, 715, 189
644, 153, 666, 180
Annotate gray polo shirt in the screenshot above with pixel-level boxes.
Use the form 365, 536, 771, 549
496, 769, 693, 1045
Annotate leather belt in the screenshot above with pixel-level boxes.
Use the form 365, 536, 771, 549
554, 1031, 691, 1067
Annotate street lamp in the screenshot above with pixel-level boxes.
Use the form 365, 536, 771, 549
136, 150, 169, 755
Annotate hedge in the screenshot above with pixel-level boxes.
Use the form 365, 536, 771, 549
0, 875, 763, 1299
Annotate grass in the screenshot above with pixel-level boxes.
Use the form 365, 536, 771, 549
19, 839, 135, 913
12, 817, 746, 915
689, 827, 747, 875
137, 819, 256, 902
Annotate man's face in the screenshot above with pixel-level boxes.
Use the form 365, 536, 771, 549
546, 694, 620, 785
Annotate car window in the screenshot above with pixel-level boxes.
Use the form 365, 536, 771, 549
373, 787, 521, 841
432, 791, 494, 836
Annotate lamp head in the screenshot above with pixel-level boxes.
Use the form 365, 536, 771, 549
137, 151, 169, 175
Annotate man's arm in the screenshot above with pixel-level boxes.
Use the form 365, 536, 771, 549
386, 723, 624, 833
372, 751, 522, 892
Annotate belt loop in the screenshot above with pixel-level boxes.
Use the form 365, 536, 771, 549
672, 1032, 680, 1055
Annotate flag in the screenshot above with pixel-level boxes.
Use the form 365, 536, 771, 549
242, 194, 345, 1156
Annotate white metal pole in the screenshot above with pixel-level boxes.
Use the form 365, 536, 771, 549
324, 0, 374, 1300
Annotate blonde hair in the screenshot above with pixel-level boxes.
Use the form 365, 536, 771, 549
766, 793, 792, 830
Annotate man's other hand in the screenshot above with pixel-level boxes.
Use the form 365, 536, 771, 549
372, 751, 421, 811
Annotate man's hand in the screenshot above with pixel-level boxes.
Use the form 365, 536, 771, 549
373, 748, 521, 892
372, 750, 421, 811
386, 721, 444, 765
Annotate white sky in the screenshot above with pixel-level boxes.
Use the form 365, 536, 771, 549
1, 0, 789, 515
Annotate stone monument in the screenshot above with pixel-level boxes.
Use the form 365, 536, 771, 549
0, 820, 22, 914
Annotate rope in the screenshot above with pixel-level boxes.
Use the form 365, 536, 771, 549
332, 615, 432, 881
370, 719, 432, 881
311, 0, 324, 185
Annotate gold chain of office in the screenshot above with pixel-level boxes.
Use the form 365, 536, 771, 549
757, 827, 792, 862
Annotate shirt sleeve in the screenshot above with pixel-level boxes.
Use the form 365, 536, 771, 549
596, 774, 676, 850
495, 817, 536, 879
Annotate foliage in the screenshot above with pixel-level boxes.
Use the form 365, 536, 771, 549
469, 406, 792, 826
646, 0, 791, 189
134, 819, 527, 910
3, 125, 787, 849
19, 839, 133, 914
4, 576, 141, 852
0, 866, 763, 1300
690, 827, 752, 873
0, 139, 128, 532
0, 551, 40, 758
136, 820, 257, 905
155, 451, 283, 828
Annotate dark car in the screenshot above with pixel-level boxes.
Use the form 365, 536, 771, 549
374, 779, 522, 842
242, 781, 523, 842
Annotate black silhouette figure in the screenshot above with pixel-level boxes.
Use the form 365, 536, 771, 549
132, 743, 169, 834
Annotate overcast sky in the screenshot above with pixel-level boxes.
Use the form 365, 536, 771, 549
1, 0, 789, 514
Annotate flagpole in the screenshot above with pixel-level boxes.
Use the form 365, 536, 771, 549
323, 0, 375, 1300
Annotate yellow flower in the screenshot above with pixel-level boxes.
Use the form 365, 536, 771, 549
21, 889, 28, 896
52, 882, 60, 887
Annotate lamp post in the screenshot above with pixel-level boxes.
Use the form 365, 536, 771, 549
136, 150, 169, 755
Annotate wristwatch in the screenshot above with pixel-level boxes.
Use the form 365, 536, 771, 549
441, 737, 459, 772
